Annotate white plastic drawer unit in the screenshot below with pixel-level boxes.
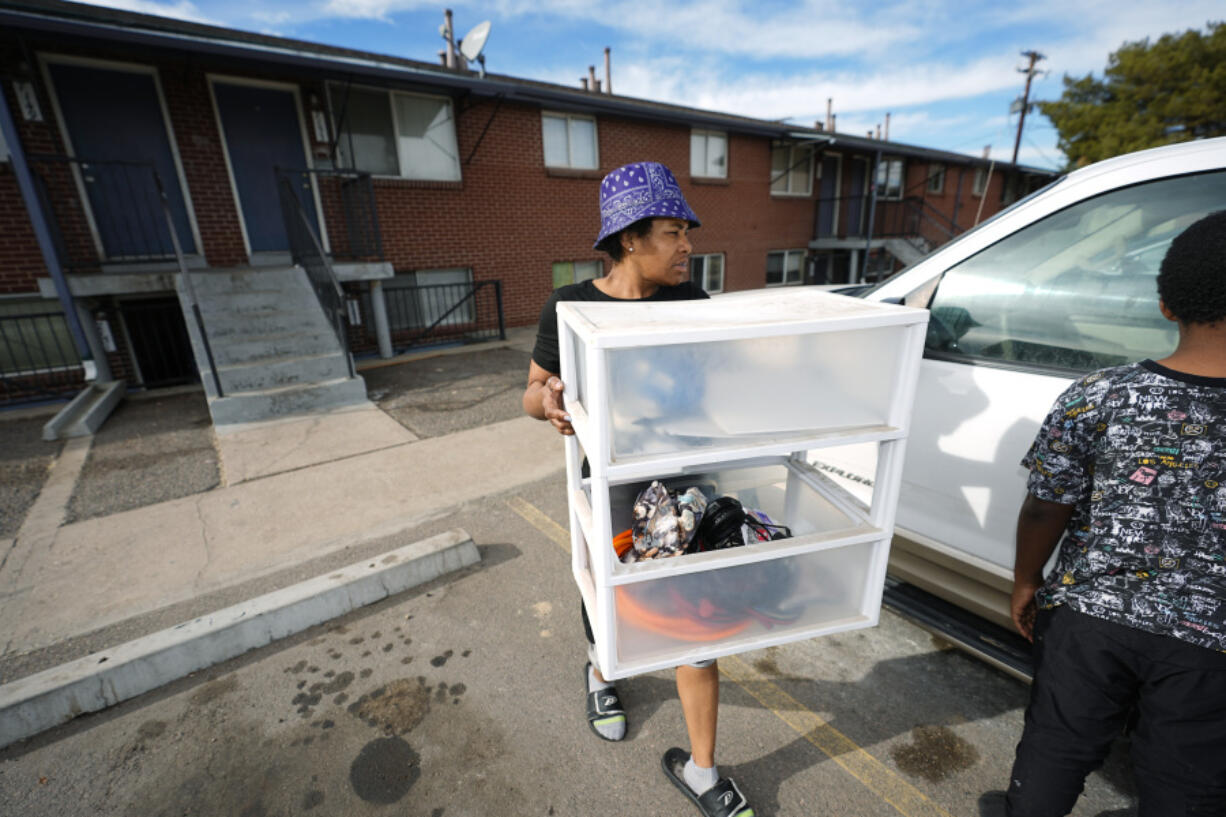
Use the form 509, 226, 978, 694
557, 289, 929, 678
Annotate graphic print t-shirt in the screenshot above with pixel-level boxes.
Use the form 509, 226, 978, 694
1023, 360, 1226, 652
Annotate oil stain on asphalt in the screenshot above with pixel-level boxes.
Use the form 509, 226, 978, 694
349, 737, 422, 804
890, 724, 980, 782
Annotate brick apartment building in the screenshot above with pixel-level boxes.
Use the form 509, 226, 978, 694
0, 0, 1051, 414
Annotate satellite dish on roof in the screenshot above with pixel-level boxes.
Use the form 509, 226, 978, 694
458, 20, 491, 76
459, 20, 491, 63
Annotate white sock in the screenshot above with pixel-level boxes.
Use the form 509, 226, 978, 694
684, 757, 719, 795
588, 665, 613, 691
587, 665, 625, 741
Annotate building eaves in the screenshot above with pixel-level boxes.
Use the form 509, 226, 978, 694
1, 0, 1054, 176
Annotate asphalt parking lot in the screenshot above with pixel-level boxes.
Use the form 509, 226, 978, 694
0, 473, 1139, 817
363, 346, 531, 439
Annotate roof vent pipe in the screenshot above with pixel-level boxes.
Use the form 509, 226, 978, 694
588, 65, 598, 92
831, 113, 836, 132
581, 77, 589, 91
884, 112, 890, 140
876, 123, 882, 140
443, 9, 456, 69
604, 47, 612, 94
825, 98, 832, 131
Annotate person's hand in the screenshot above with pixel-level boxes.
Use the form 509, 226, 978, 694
542, 376, 574, 436
1011, 576, 1043, 642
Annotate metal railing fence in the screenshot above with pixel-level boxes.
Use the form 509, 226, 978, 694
371, 280, 505, 354
814, 194, 962, 250
27, 155, 192, 271
275, 168, 383, 262
0, 309, 85, 405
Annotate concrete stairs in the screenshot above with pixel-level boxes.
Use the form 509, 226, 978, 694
882, 237, 929, 268
176, 266, 367, 425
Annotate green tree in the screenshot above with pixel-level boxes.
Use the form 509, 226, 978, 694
1040, 22, 1226, 168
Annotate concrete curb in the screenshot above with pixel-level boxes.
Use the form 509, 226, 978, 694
41, 380, 125, 441
0, 528, 479, 750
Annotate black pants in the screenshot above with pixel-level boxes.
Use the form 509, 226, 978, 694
1006, 605, 1226, 817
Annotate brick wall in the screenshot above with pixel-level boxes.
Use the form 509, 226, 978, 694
366, 103, 821, 327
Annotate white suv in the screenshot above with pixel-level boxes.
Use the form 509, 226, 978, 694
828, 137, 1226, 677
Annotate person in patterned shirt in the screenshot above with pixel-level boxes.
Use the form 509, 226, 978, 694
1003, 210, 1226, 816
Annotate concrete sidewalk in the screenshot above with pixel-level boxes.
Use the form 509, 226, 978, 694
0, 408, 562, 660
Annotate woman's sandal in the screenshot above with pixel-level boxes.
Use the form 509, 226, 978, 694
662, 747, 756, 817
585, 662, 626, 741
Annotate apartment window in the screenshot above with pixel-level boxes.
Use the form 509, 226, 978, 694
766, 249, 804, 286
330, 84, 461, 181
690, 253, 724, 293
552, 260, 602, 289
690, 130, 727, 178
973, 166, 989, 196
927, 163, 945, 194
770, 142, 812, 196
875, 158, 904, 199
542, 113, 598, 169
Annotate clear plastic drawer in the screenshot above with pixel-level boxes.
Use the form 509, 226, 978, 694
602, 328, 905, 460
611, 541, 877, 674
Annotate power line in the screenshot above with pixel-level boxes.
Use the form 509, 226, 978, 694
1023, 133, 1061, 169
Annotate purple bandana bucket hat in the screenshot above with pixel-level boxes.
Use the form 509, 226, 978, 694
593, 161, 701, 249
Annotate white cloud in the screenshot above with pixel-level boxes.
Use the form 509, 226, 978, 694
80, 0, 217, 24
605, 54, 1024, 123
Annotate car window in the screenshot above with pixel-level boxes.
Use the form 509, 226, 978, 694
857, 175, 1067, 297
924, 170, 1226, 373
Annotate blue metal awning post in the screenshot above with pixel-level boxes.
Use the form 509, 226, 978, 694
0, 83, 95, 374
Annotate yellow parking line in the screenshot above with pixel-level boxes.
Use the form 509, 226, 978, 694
719, 654, 953, 817
508, 496, 951, 817
506, 496, 570, 552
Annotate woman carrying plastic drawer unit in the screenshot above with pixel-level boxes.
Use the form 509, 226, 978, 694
522, 161, 756, 817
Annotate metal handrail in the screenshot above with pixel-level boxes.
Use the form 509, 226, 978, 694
276, 174, 355, 378
275, 167, 383, 262
152, 171, 223, 397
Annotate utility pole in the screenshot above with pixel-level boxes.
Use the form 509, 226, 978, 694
1012, 50, 1045, 165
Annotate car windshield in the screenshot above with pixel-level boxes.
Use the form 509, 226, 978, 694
923, 169, 1226, 373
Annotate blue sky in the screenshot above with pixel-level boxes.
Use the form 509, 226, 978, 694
84, 0, 1221, 170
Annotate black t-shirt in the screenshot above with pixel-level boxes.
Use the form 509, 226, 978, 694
531, 279, 709, 374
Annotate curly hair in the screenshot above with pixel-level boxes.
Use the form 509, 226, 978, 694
1157, 210, 1226, 326
595, 218, 655, 263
